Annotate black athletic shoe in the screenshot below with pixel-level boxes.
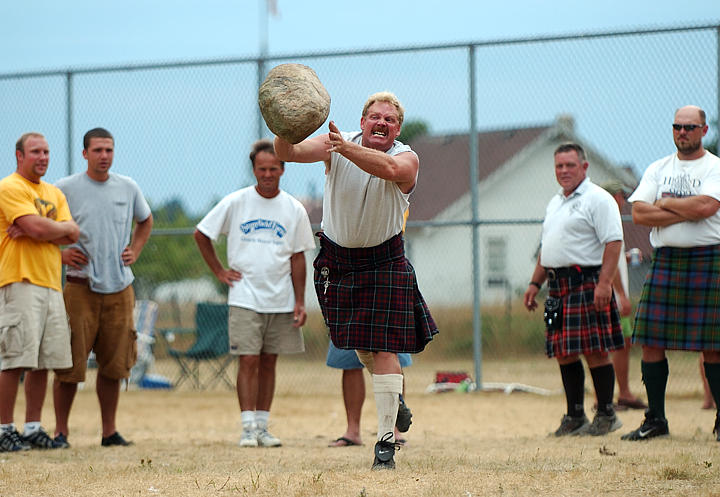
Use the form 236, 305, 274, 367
621, 413, 669, 441
371, 432, 399, 470
0, 429, 31, 452
713, 412, 720, 442
396, 397, 413, 433
101, 432, 134, 447
54, 433, 70, 449
584, 412, 622, 436
23, 428, 64, 449
551, 414, 589, 437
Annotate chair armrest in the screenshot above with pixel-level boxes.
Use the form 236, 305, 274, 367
158, 327, 195, 343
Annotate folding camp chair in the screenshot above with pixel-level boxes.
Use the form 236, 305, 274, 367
129, 299, 160, 385
163, 302, 233, 390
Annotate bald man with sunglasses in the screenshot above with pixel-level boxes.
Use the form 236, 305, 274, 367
623, 105, 720, 442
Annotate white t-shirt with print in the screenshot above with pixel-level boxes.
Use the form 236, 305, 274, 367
628, 151, 720, 248
196, 187, 315, 312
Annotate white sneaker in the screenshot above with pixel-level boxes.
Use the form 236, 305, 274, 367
256, 428, 281, 447
238, 428, 258, 447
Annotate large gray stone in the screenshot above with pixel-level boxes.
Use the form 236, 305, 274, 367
258, 64, 331, 144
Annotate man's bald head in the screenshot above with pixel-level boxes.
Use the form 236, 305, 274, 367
674, 105, 706, 125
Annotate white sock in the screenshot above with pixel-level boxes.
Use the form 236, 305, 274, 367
240, 410, 255, 430
23, 421, 41, 436
372, 374, 403, 442
0, 423, 15, 434
255, 410, 270, 430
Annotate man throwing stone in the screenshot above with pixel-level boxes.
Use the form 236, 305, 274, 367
274, 91, 438, 470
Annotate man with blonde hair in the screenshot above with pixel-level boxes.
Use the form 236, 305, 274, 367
274, 91, 438, 470
0, 132, 79, 451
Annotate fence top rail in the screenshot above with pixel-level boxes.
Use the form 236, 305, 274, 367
1, 22, 717, 80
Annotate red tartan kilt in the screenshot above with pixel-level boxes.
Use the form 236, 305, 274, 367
545, 270, 624, 358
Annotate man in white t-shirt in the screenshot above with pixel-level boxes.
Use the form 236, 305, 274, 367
274, 92, 438, 470
622, 105, 720, 442
194, 139, 315, 448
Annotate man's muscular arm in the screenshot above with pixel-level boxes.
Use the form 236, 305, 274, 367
274, 135, 330, 164
655, 195, 720, 221
326, 121, 417, 193
632, 201, 688, 227
11, 215, 79, 243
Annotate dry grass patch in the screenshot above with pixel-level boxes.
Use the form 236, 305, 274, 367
1, 359, 720, 496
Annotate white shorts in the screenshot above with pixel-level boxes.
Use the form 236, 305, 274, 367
228, 306, 304, 355
0, 282, 72, 370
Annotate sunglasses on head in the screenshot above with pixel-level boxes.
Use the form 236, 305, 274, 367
672, 124, 702, 131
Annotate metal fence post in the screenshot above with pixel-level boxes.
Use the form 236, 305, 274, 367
468, 44, 483, 390
65, 71, 73, 176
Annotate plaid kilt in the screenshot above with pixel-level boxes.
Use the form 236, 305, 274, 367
313, 232, 438, 353
545, 268, 624, 358
633, 244, 720, 351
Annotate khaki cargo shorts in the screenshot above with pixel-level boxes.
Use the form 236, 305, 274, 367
0, 282, 72, 370
228, 306, 304, 355
55, 282, 137, 383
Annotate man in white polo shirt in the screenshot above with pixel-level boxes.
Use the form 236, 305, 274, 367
524, 143, 625, 437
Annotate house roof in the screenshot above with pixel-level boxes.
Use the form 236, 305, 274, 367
299, 119, 653, 257
409, 126, 551, 221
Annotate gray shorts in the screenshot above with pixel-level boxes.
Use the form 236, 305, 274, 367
0, 282, 72, 370
228, 306, 305, 355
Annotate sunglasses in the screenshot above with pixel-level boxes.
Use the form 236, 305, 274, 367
672, 124, 702, 131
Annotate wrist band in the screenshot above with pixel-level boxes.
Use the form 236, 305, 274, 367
529, 281, 542, 289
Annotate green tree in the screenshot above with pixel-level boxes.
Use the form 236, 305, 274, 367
132, 197, 217, 296
398, 119, 430, 144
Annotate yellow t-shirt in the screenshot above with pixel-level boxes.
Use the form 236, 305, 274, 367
0, 172, 73, 291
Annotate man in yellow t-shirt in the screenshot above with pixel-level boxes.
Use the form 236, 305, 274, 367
0, 132, 79, 452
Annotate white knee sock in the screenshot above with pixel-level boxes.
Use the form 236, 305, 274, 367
23, 421, 41, 436
240, 410, 255, 430
255, 410, 270, 429
373, 373, 403, 442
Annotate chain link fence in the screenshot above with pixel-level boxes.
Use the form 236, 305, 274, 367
1, 24, 718, 398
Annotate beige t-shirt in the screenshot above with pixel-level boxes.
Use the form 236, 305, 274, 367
321, 131, 416, 248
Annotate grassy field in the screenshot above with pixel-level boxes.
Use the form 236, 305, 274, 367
1, 358, 719, 497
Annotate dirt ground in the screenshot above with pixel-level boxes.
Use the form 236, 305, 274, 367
1, 359, 719, 497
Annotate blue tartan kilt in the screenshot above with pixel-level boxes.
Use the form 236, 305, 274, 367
545, 268, 624, 358
633, 244, 720, 351
313, 232, 438, 354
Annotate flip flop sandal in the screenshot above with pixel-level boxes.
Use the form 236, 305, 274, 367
328, 437, 361, 447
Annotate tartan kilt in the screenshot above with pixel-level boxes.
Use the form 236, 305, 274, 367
545, 269, 624, 358
633, 244, 720, 351
313, 232, 438, 354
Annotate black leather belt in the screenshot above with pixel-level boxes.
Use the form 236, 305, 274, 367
545, 265, 601, 281
65, 275, 89, 285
